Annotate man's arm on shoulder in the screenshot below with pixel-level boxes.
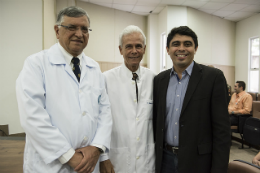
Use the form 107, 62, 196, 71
210, 70, 230, 173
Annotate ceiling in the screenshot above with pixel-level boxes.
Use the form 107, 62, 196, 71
80, 0, 260, 22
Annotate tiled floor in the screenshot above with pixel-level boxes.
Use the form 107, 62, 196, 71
230, 140, 259, 163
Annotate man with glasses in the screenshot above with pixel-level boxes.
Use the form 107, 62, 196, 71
16, 6, 112, 173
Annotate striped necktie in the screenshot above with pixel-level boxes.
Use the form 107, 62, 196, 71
71, 57, 81, 82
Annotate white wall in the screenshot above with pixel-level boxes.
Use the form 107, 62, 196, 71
76, 1, 147, 64
236, 13, 260, 91
44, 0, 57, 49
187, 8, 235, 66
0, 0, 43, 134
166, 6, 187, 69
0, 1, 240, 134
147, 14, 159, 73
158, 7, 168, 73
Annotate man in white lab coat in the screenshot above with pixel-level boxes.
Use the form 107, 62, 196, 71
16, 6, 112, 173
101, 25, 155, 173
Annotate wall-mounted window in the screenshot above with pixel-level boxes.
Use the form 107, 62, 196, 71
249, 37, 259, 92
160, 33, 167, 72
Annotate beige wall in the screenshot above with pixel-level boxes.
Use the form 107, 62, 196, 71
236, 13, 260, 92
0, 1, 240, 134
44, 0, 57, 49
76, 1, 147, 64
187, 8, 236, 85
0, 0, 43, 134
206, 64, 235, 88
187, 8, 236, 67
147, 14, 159, 73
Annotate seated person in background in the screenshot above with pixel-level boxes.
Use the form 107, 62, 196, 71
252, 152, 260, 166
228, 81, 253, 125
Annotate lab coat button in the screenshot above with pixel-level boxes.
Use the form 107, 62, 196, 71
136, 156, 140, 159
137, 137, 140, 140
82, 111, 86, 116
134, 99, 137, 102
136, 117, 139, 121
83, 136, 88, 141
132, 81, 135, 84
79, 89, 82, 93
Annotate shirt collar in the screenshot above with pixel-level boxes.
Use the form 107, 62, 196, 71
170, 61, 194, 76
58, 42, 83, 65
122, 63, 141, 80
237, 90, 246, 97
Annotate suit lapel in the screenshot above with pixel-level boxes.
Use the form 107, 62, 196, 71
160, 69, 171, 118
181, 62, 202, 115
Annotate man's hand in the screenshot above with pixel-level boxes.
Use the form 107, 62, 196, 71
67, 152, 84, 169
100, 159, 115, 173
252, 152, 260, 166
229, 110, 239, 115
74, 146, 101, 173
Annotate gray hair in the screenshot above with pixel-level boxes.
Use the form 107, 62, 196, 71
119, 25, 146, 47
56, 6, 90, 26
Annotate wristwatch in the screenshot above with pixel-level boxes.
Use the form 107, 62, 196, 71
96, 147, 104, 154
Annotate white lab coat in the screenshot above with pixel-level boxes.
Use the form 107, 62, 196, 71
16, 44, 112, 173
103, 64, 155, 173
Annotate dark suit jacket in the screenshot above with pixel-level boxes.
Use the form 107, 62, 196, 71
153, 61, 230, 173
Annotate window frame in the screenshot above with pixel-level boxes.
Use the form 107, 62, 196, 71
248, 36, 260, 92
160, 32, 167, 72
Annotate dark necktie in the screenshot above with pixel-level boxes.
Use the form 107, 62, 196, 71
71, 57, 81, 82
132, 73, 138, 103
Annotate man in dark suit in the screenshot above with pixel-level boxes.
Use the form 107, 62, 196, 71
153, 26, 230, 173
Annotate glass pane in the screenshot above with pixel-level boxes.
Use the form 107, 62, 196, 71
250, 38, 259, 69
251, 56, 259, 69
249, 71, 259, 92
251, 38, 259, 56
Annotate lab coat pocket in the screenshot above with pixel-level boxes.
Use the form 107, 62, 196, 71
146, 143, 155, 172
109, 147, 130, 173
145, 99, 153, 120
90, 87, 102, 119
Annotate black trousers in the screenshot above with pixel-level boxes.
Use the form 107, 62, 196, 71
230, 114, 238, 126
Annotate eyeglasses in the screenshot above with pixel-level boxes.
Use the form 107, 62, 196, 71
58, 25, 92, 34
